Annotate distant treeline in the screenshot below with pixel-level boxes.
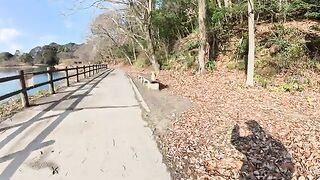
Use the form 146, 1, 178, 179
0, 42, 82, 66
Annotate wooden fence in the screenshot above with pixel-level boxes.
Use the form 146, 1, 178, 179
0, 64, 108, 108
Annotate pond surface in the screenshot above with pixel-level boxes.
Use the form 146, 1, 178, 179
0, 66, 64, 103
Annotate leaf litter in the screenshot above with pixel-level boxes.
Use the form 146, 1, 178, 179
125, 66, 320, 179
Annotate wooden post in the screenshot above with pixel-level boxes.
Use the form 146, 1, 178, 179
93, 65, 95, 75
47, 67, 55, 94
65, 66, 70, 87
76, 66, 79, 82
83, 65, 86, 78
18, 70, 30, 107
88, 65, 91, 77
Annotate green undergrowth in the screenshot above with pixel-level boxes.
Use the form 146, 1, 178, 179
228, 23, 320, 92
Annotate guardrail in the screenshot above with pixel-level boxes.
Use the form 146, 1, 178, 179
0, 64, 108, 108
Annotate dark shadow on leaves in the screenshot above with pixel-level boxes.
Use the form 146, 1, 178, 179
159, 82, 169, 90
231, 120, 294, 179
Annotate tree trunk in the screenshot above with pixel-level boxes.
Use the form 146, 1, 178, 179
279, 0, 282, 11
147, 0, 160, 71
224, 0, 231, 7
246, 0, 255, 86
198, 0, 207, 74
132, 39, 137, 62
208, 31, 218, 61
216, 0, 222, 8
109, 49, 114, 58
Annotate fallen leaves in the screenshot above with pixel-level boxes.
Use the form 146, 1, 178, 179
125, 66, 320, 179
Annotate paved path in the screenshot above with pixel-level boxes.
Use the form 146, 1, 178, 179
0, 69, 171, 180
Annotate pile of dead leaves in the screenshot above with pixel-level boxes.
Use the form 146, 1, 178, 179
126, 66, 320, 179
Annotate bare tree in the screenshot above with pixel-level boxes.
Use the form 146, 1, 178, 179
246, 0, 255, 86
92, 14, 133, 64
146, 0, 160, 71
74, 39, 96, 63
78, 0, 160, 70
198, 0, 207, 74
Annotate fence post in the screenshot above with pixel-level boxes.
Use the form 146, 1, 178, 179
87, 65, 90, 77
65, 66, 70, 87
18, 70, 30, 108
83, 65, 86, 78
47, 67, 55, 94
93, 65, 95, 75
76, 66, 79, 82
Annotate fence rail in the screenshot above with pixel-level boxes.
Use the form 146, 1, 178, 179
0, 64, 108, 107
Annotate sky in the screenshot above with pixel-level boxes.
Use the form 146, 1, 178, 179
0, 0, 103, 53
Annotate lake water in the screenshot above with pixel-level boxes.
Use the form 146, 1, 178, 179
0, 66, 64, 104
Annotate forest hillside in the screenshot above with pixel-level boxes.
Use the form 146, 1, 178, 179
86, 0, 320, 91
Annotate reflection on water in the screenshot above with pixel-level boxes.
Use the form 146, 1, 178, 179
0, 66, 64, 103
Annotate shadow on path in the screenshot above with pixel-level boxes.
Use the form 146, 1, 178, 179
0, 105, 138, 132
0, 69, 113, 179
0, 69, 112, 150
231, 120, 294, 179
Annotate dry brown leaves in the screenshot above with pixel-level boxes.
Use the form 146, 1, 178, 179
125, 66, 320, 179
